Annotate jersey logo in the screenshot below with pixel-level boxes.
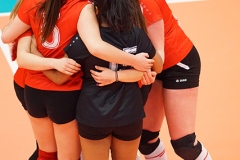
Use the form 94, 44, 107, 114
109, 46, 137, 71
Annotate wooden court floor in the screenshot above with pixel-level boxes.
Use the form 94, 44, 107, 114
0, 0, 240, 159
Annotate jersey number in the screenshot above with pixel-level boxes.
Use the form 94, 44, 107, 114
42, 26, 60, 49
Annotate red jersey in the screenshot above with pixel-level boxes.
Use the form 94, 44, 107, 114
13, 30, 33, 88
17, 0, 89, 91
140, 0, 193, 69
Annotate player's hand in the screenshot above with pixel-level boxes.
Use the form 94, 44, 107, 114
132, 53, 154, 71
52, 58, 81, 75
90, 65, 115, 86
141, 69, 157, 85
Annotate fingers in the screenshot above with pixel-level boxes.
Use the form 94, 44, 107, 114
142, 72, 151, 85
141, 71, 156, 85
95, 65, 107, 71
66, 59, 81, 73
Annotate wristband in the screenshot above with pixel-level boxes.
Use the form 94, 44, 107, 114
115, 70, 119, 82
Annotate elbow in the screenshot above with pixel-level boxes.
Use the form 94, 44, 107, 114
155, 68, 162, 74
16, 57, 24, 68
1, 34, 12, 44
153, 65, 163, 74
54, 80, 64, 85
87, 45, 100, 57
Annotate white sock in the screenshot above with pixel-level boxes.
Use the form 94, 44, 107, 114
144, 141, 167, 160
195, 144, 212, 160
136, 150, 142, 160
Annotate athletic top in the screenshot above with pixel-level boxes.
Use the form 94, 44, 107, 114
140, 0, 193, 70
17, 0, 89, 91
13, 30, 33, 88
64, 26, 156, 127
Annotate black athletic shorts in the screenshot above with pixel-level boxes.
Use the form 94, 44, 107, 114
13, 81, 27, 110
78, 120, 143, 141
24, 85, 81, 124
157, 45, 201, 89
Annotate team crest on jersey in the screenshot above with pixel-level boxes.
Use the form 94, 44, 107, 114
123, 46, 137, 54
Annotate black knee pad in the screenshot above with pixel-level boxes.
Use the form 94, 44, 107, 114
171, 133, 202, 160
139, 130, 160, 155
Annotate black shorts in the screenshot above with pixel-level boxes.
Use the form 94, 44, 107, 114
78, 120, 143, 141
13, 81, 27, 110
24, 85, 81, 124
157, 45, 201, 89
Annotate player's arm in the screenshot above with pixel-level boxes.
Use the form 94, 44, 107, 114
140, 19, 165, 85
90, 66, 143, 86
1, 16, 30, 43
17, 37, 80, 75
30, 36, 72, 85
78, 4, 154, 72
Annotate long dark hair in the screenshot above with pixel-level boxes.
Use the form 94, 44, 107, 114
92, 0, 147, 33
35, 0, 66, 43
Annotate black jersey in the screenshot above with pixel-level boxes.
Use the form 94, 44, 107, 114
64, 26, 156, 127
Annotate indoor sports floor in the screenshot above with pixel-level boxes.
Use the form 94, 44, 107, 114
0, 0, 240, 159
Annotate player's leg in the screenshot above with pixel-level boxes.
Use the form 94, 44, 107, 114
24, 85, 57, 159
164, 87, 211, 160
79, 123, 111, 160
48, 90, 81, 160
163, 46, 211, 160
139, 80, 167, 160
13, 81, 39, 160
27, 115, 57, 160
112, 136, 141, 160
53, 120, 81, 160
110, 120, 142, 160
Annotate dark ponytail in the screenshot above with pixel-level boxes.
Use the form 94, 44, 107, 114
93, 0, 147, 33
35, 0, 66, 43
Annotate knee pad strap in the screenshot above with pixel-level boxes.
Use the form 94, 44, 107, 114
171, 133, 202, 160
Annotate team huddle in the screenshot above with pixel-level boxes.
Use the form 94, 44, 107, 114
1, 0, 212, 160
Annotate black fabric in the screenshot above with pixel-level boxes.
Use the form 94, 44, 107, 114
139, 130, 160, 154
64, 26, 156, 128
157, 45, 201, 89
24, 85, 81, 124
28, 141, 38, 160
13, 81, 27, 110
78, 120, 142, 141
171, 133, 202, 160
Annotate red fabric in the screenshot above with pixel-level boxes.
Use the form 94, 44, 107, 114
140, 0, 193, 69
37, 149, 57, 160
17, 0, 89, 91
11, 41, 18, 61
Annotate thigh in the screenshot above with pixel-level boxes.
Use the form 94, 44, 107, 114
111, 136, 141, 160
53, 120, 81, 160
27, 114, 57, 152
142, 80, 165, 131
163, 87, 198, 140
80, 135, 111, 160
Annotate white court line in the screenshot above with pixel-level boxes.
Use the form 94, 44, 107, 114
0, 30, 18, 73
0, 12, 10, 17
